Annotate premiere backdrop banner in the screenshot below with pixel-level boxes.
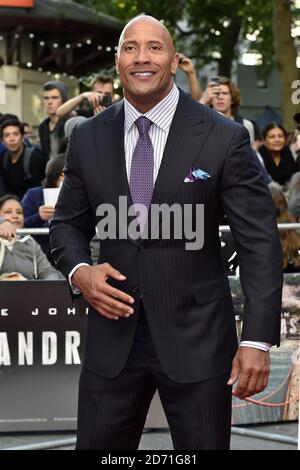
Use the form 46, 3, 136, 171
0, 277, 299, 432
0, 281, 87, 432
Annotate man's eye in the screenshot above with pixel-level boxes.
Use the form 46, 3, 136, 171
125, 45, 135, 51
150, 46, 160, 51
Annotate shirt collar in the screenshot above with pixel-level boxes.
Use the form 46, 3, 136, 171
124, 83, 179, 133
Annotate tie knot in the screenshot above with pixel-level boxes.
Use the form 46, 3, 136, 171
135, 116, 152, 136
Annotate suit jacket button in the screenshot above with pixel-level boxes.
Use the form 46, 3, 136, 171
132, 286, 139, 294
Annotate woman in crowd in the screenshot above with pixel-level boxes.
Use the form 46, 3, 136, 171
270, 188, 300, 273
22, 153, 65, 228
0, 194, 61, 280
260, 123, 298, 187
21, 153, 64, 259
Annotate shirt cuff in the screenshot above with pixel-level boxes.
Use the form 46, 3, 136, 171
69, 263, 90, 294
0, 216, 8, 225
240, 341, 272, 352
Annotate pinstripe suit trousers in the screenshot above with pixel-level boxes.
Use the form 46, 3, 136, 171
76, 303, 232, 450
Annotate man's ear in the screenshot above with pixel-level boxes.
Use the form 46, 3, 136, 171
171, 52, 180, 76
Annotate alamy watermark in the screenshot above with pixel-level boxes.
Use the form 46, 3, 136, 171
291, 80, 300, 104
0, 80, 6, 105
95, 196, 204, 250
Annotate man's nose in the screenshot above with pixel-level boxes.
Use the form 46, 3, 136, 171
134, 47, 150, 64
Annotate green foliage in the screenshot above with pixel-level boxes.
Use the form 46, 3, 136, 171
74, 0, 297, 78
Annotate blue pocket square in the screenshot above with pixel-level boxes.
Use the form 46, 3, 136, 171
184, 168, 210, 182
192, 169, 210, 180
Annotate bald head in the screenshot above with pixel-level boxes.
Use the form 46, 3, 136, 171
115, 14, 179, 113
117, 15, 175, 57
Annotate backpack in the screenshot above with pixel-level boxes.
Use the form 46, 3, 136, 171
2, 145, 34, 181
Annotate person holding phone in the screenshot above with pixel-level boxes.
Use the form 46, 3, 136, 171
56, 74, 115, 119
177, 53, 203, 101
199, 76, 222, 105
201, 76, 262, 150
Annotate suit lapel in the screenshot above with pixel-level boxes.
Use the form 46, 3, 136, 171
93, 102, 140, 246
94, 102, 132, 207
151, 90, 214, 208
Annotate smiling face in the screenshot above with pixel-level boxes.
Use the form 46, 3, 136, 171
0, 199, 24, 229
115, 16, 179, 112
264, 127, 286, 153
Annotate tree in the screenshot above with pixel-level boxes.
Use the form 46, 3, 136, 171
75, 0, 300, 128
74, 0, 274, 77
273, 0, 300, 130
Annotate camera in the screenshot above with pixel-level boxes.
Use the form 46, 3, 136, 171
100, 95, 112, 107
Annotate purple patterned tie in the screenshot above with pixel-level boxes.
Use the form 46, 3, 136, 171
130, 116, 154, 232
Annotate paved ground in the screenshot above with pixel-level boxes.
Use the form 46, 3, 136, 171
0, 422, 297, 450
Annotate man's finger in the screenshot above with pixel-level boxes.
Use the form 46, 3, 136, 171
96, 292, 134, 316
242, 369, 260, 398
256, 364, 270, 393
103, 263, 127, 281
254, 375, 266, 395
92, 301, 130, 321
227, 358, 240, 385
94, 304, 120, 320
232, 370, 251, 398
101, 283, 134, 305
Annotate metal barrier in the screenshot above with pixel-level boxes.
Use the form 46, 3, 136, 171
2, 428, 297, 450
15, 223, 300, 236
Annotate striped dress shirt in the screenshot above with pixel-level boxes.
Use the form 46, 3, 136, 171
124, 82, 179, 183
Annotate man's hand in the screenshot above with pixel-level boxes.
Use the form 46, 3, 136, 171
227, 347, 270, 400
0, 220, 16, 241
81, 91, 106, 114
82, 91, 104, 109
39, 205, 54, 221
72, 263, 135, 321
199, 81, 221, 105
93, 104, 106, 115
178, 53, 195, 75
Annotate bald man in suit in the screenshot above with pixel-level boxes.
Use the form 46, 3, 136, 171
50, 16, 282, 450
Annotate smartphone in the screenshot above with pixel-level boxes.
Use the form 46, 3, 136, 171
210, 76, 220, 86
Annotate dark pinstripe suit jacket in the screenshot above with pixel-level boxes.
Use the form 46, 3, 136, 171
50, 89, 283, 383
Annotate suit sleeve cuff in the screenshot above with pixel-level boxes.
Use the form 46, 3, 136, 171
69, 263, 90, 294
240, 341, 272, 352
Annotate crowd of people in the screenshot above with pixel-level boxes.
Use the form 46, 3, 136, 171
0, 73, 115, 280
0, 61, 300, 280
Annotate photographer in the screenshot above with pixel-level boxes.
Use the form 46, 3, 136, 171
56, 74, 114, 119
